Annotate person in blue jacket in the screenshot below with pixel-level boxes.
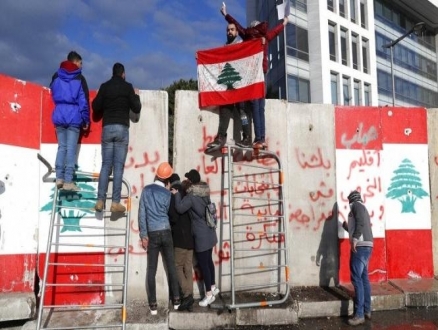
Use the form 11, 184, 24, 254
50, 51, 90, 191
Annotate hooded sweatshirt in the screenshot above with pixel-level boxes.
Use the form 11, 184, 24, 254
51, 60, 90, 127
347, 201, 373, 248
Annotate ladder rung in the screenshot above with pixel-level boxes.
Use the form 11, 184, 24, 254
42, 303, 123, 310
234, 281, 288, 291
235, 265, 288, 271
45, 283, 124, 287
41, 325, 122, 330
51, 243, 126, 249
233, 230, 285, 235
58, 233, 127, 238
233, 248, 287, 252
52, 223, 127, 232
48, 262, 126, 268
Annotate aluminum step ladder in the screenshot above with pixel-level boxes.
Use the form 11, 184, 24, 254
36, 154, 131, 330
215, 144, 290, 310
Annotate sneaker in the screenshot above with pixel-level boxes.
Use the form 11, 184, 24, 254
199, 294, 215, 307
236, 137, 251, 148
365, 312, 371, 320
110, 202, 126, 213
173, 298, 181, 310
207, 134, 226, 148
94, 200, 104, 212
63, 182, 80, 191
211, 287, 220, 297
149, 303, 157, 316
56, 179, 64, 189
178, 295, 194, 311
348, 316, 365, 326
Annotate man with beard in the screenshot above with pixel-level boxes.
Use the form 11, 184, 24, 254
206, 22, 252, 151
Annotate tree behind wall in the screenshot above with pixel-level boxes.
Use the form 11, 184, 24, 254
163, 79, 198, 164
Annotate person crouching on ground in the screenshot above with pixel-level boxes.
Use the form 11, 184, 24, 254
138, 162, 181, 315
171, 169, 220, 307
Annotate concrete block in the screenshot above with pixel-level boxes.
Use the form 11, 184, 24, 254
0, 292, 35, 322
390, 278, 438, 307
235, 305, 298, 326
168, 309, 236, 330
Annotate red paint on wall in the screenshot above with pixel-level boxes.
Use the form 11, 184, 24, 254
381, 107, 427, 144
38, 252, 105, 305
0, 75, 41, 149
335, 107, 382, 150
0, 254, 36, 292
339, 237, 387, 283
385, 230, 433, 279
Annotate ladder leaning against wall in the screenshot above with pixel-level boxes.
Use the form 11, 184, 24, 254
214, 144, 290, 310
36, 154, 131, 330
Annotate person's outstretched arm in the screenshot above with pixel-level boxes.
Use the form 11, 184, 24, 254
221, 3, 247, 40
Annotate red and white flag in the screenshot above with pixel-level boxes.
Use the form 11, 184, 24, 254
197, 39, 265, 108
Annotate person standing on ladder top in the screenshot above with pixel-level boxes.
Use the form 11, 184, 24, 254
92, 62, 141, 213
50, 51, 90, 191
138, 162, 181, 315
221, 3, 288, 149
206, 22, 252, 150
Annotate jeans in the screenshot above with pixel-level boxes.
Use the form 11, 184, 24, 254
146, 230, 180, 304
350, 246, 372, 318
251, 98, 265, 142
196, 248, 215, 292
55, 126, 80, 183
97, 124, 129, 203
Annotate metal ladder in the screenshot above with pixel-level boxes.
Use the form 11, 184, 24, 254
217, 144, 290, 309
36, 154, 131, 330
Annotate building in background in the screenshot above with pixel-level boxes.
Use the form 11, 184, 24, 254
246, 0, 438, 107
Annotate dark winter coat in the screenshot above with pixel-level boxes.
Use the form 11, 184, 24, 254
92, 75, 141, 128
174, 181, 218, 253
169, 182, 194, 250
346, 201, 374, 248
50, 60, 90, 128
225, 14, 285, 73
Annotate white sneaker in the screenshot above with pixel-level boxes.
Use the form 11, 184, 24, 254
212, 287, 220, 296
199, 294, 215, 307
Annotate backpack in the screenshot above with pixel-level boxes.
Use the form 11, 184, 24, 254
204, 197, 217, 229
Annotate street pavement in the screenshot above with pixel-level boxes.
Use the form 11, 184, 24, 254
3, 277, 438, 329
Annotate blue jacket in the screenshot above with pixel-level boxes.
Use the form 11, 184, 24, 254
51, 60, 90, 128
138, 182, 172, 238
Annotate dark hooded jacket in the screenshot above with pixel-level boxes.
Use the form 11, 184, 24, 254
225, 14, 285, 73
174, 181, 218, 253
169, 181, 194, 250
50, 60, 90, 127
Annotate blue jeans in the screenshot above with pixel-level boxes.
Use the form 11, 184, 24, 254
55, 126, 80, 183
350, 246, 372, 318
251, 98, 265, 142
146, 230, 180, 304
97, 124, 129, 203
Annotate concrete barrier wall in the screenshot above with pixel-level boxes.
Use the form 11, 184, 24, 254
0, 75, 437, 320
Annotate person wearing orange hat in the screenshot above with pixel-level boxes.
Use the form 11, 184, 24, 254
138, 162, 181, 315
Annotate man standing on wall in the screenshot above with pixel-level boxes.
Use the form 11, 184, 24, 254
206, 22, 252, 150
342, 190, 373, 326
92, 63, 141, 213
51, 51, 90, 191
138, 162, 181, 315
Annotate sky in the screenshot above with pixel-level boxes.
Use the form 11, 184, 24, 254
0, 0, 246, 90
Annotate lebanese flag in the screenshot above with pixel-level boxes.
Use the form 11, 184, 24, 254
197, 39, 265, 108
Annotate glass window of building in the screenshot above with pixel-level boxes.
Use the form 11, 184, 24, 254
343, 76, 351, 105
354, 80, 360, 105
331, 73, 338, 105
291, 0, 308, 13
287, 75, 311, 103
341, 29, 348, 66
352, 33, 358, 69
286, 23, 309, 62
362, 38, 369, 73
350, 0, 356, 23
328, 0, 334, 11
364, 83, 370, 105
360, 0, 366, 28
329, 23, 336, 61
339, 0, 345, 17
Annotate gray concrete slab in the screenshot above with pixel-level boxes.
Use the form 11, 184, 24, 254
0, 292, 35, 322
390, 278, 438, 307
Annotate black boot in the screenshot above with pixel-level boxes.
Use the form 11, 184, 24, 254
178, 294, 194, 311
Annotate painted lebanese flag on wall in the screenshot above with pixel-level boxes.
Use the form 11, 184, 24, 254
197, 39, 265, 108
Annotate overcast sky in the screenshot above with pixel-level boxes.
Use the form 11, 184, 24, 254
0, 0, 246, 90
